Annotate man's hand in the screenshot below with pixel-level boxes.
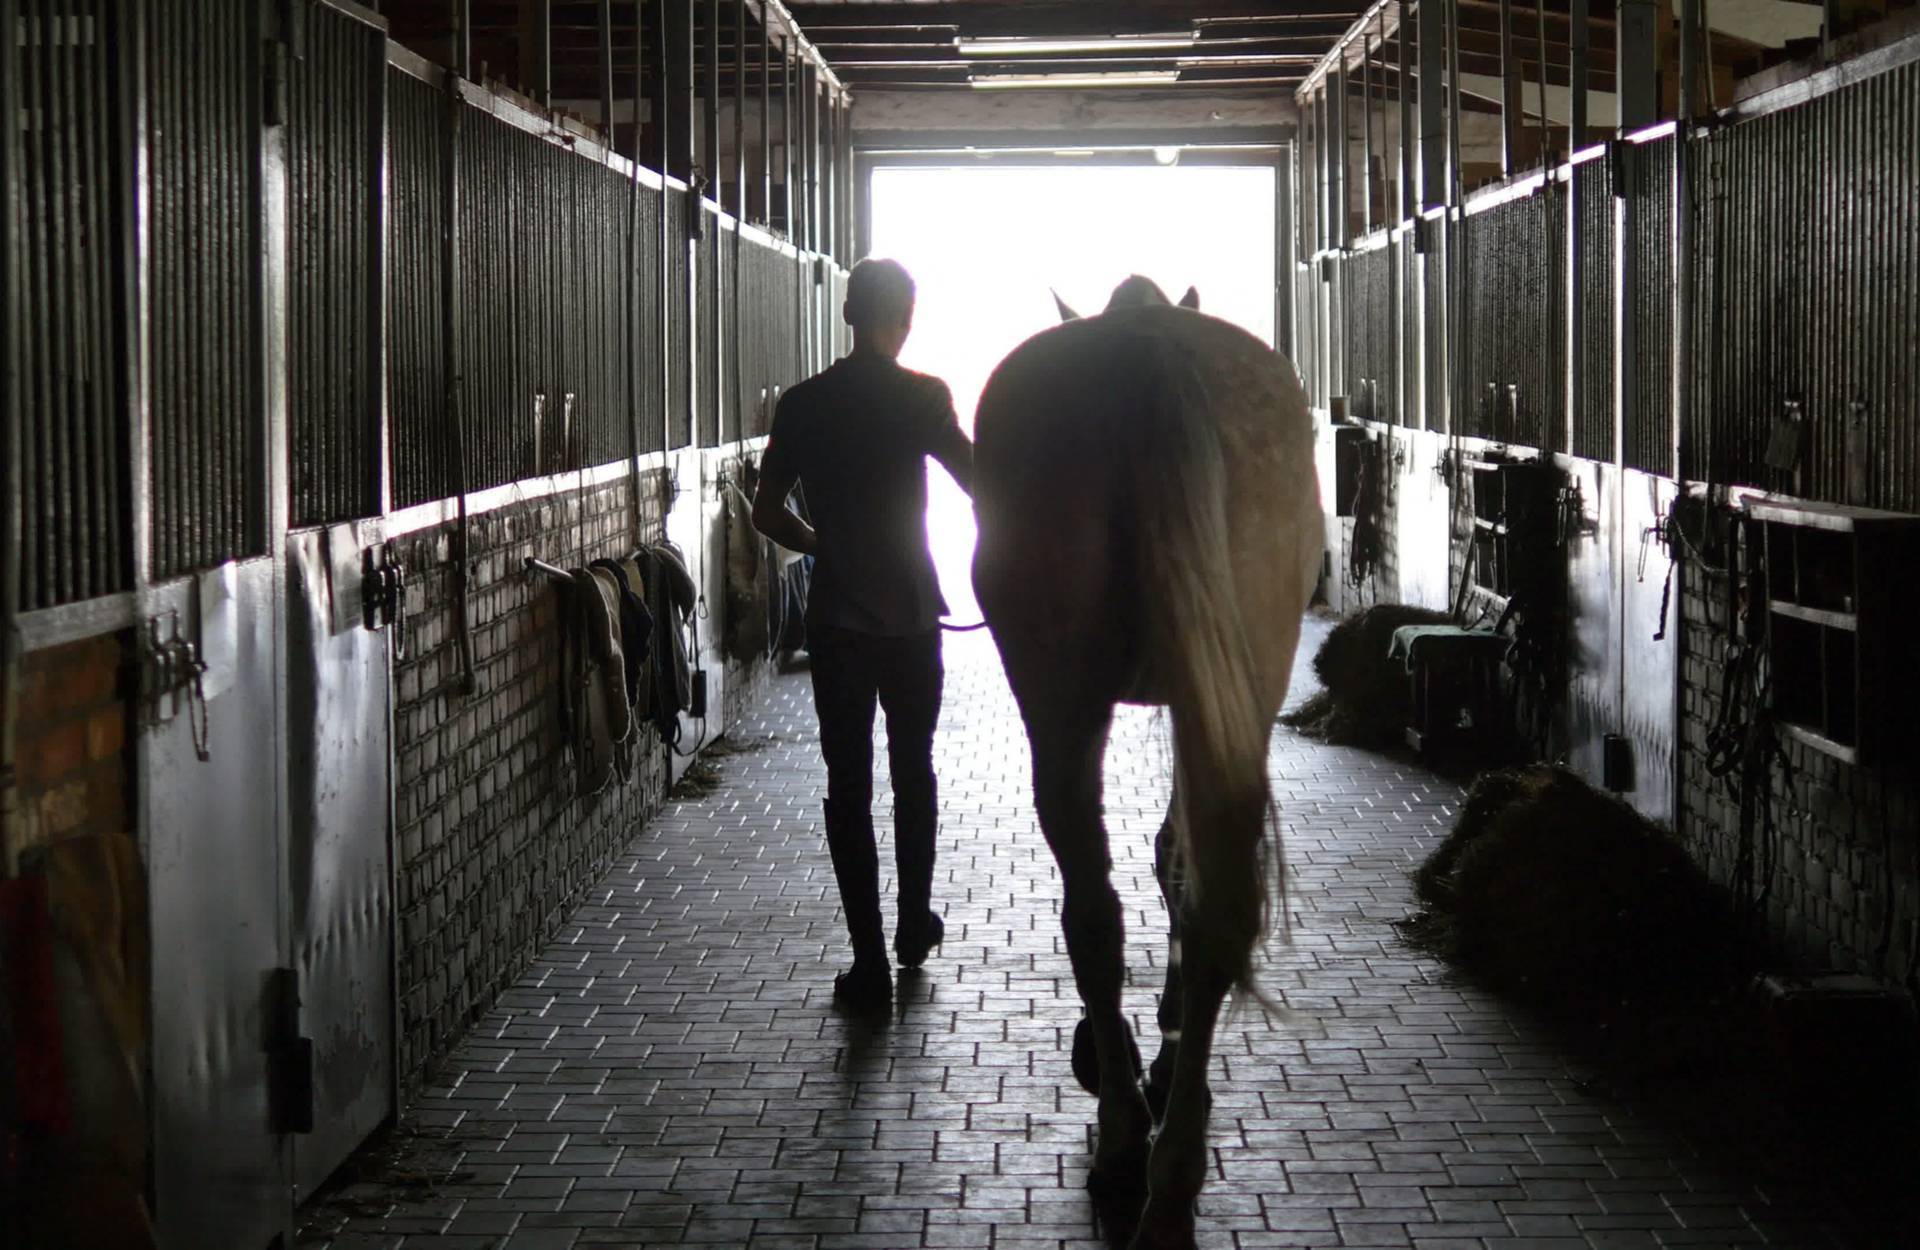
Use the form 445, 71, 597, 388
751, 461, 818, 556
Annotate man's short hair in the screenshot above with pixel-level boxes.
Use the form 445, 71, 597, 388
844, 258, 916, 331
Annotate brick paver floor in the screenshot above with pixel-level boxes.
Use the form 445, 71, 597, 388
298, 619, 1900, 1249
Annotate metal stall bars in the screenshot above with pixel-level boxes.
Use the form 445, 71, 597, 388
387, 62, 449, 508
148, 0, 263, 582
1570, 143, 1616, 462
1691, 53, 1920, 509
1457, 179, 1561, 451
287, 2, 387, 527
9, 0, 134, 612
1623, 126, 1677, 478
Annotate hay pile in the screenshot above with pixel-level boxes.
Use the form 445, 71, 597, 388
1400, 764, 1735, 997
1282, 604, 1451, 747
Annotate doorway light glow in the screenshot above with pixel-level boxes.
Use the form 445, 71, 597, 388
970, 70, 1181, 89
954, 32, 1196, 57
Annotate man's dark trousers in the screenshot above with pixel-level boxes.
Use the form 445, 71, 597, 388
808, 624, 942, 968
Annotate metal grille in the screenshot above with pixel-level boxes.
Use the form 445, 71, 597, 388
1291, 262, 1320, 405
1690, 62, 1920, 507
1343, 243, 1394, 423
698, 206, 719, 446
737, 234, 801, 439
8, 0, 132, 607
1625, 134, 1675, 475
665, 188, 691, 448
1573, 156, 1616, 461
388, 68, 447, 509
147, 0, 260, 579
451, 110, 643, 494
1460, 190, 1557, 448
1422, 243, 1446, 431
1399, 233, 1421, 428
635, 180, 663, 454
287, 5, 383, 526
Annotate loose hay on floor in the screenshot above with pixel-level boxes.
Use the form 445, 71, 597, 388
1399, 763, 1736, 997
1281, 604, 1451, 747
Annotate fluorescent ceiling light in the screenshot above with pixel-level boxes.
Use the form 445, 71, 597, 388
955, 33, 1196, 57
970, 70, 1183, 89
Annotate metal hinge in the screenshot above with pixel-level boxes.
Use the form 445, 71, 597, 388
138, 613, 211, 760
363, 545, 409, 659
268, 967, 315, 1136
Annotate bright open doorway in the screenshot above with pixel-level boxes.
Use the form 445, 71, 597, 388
866, 162, 1278, 622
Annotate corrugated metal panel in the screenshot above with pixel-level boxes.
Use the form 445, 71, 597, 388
1573, 156, 1616, 462
1688, 60, 1919, 508
698, 206, 719, 446
1625, 134, 1675, 475
665, 188, 691, 448
9, 0, 132, 607
388, 68, 446, 509
148, 0, 260, 579
1460, 189, 1556, 448
636, 180, 664, 453
1422, 243, 1446, 431
1292, 261, 1321, 407
287, 5, 383, 526
1343, 242, 1394, 423
1400, 232, 1421, 428
447, 108, 646, 493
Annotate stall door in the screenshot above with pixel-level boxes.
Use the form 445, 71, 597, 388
282, 0, 395, 1199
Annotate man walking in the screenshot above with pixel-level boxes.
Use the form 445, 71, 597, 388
751, 258, 973, 1011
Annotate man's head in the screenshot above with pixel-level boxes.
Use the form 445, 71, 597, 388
845, 258, 916, 358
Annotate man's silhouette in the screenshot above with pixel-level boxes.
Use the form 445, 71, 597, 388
751, 258, 973, 1011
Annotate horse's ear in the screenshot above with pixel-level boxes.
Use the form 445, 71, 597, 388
1052, 290, 1082, 322
1178, 286, 1201, 310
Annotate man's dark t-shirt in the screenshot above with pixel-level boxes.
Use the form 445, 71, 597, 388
761, 354, 963, 637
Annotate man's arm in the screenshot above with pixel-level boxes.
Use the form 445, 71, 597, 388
927, 381, 975, 496
751, 457, 817, 555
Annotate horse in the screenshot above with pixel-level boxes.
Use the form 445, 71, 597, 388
970, 276, 1322, 1248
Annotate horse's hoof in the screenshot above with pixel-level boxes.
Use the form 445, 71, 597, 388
1072, 1016, 1144, 1098
1086, 1138, 1150, 1205
1125, 1199, 1198, 1250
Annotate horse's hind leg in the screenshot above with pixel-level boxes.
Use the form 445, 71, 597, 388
1134, 791, 1268, 1250
1026, 707, 1155, 1205
1144, 808, 1185, 1119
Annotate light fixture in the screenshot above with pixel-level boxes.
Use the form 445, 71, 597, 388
954, 32, 1196, 57
970, 70, 1182, 90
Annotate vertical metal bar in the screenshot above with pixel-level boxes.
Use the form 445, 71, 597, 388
1446, 0, 1462, 204
1331, 64, 1347, 247
1362, 34, 1375, 236
1499, 0, 1521, 176
781, 32, 793, 237
599, 0, 616, 140
649, 0, 667, 178
523, 0, 552, 110
668, 0, 692, 182
453, 0, 471, 79
805, 61, 819, 254
1571, 0, 1589, 148
1678, 0, 1698, 121
1618, 0, 1658, 130
703, 0, 719, 198
759, 10, 770, 223
733, 0, 745, 219
1535, 0, 1550, 159
1419, 0, 1445, 209
1398, 1, 1414, 221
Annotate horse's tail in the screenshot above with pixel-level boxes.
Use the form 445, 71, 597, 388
1123, 338, 1276, 998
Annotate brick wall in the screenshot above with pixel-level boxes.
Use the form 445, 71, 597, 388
1679, 562, 1920, 980
11, 634, 132, 860
391, 471, 677, 1093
